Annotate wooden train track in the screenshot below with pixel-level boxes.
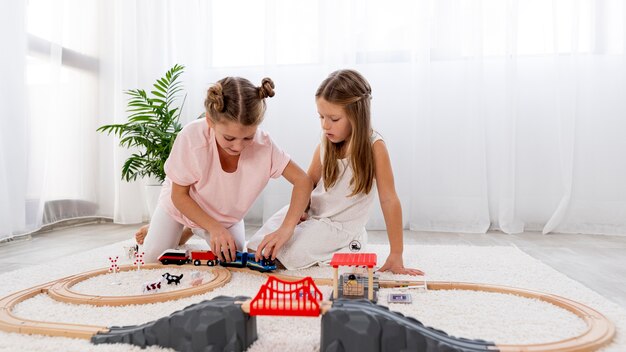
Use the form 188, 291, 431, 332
427, 281, 615, 352
48, 263, 231, 306
0, 280, 108, 339
0, 265, 616, 351
0, 264, 230, 338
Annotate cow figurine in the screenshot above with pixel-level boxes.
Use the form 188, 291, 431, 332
162, 272, 184, 285
143, 277, 164, 294
190, 271, 203, 286
124, 244, 139, 259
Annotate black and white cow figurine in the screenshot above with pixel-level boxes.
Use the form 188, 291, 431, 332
162, 272, 184, 285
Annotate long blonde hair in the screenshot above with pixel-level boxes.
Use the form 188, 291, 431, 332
204, 77, 275, 126
316, 69, 374, 196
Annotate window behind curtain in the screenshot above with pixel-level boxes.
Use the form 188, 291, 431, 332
24, 0, 101, 229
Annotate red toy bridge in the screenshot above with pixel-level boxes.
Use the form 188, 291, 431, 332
249, 276, 323, 317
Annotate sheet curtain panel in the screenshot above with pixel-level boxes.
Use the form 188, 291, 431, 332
0, 1, 27, 239
1, 0, 625, 241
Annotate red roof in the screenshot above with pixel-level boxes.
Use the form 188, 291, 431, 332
330, 253, 377, 268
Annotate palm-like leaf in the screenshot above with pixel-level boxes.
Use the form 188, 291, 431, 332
97, 64, 186, 183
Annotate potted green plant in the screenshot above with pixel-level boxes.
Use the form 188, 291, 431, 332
97, 64, 185, 216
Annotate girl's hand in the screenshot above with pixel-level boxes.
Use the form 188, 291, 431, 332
208, 226, 237, 263
134, 225, 149, 245
378, 255, 425, 276
255, 227, 293, 262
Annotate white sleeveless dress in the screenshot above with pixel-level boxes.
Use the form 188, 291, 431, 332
247, 132, 382, 270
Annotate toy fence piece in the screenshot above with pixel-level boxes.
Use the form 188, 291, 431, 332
108, 256, 120, 273
133, 252, 145, 270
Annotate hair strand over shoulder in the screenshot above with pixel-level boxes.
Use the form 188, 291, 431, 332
316, 69, 374, 196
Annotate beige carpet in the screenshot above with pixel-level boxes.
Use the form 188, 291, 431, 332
0, 239, 624, 352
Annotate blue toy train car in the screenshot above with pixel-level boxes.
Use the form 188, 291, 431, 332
218, 251, 277, 273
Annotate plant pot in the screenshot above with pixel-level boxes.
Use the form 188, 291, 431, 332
145, 183, 162, 219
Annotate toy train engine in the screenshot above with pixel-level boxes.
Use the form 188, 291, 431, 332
158, 249, 190, 265
190, 250, 219, 266
245, 256, 277, 273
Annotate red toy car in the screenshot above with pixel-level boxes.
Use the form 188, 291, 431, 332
190, 250, 219, 266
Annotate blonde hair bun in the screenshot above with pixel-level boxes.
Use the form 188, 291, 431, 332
206, 83, 225, 112
259, 78, 275, 98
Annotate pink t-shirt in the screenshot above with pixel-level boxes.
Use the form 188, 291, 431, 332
158, 119, 290, 229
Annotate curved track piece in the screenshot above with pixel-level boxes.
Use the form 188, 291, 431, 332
0, 264, 232, 339
0, 281, 108, 339
429, 282, 615, 352
92, 296, 256, 352
322, 298, 496, 352
47, 264, 231, 306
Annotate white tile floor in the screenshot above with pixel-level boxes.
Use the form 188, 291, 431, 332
1, 220, 625, 307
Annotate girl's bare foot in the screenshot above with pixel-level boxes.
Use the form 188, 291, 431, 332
135, 225, 194, 246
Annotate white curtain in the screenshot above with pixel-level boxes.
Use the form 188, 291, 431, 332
0, 0, 104, 241
0, 1, 27, 239
405, 0, 626, 235
2, 0, 625, 241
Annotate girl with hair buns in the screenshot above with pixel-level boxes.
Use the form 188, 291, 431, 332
248, 69, 423, 275
141, 76, 312, 263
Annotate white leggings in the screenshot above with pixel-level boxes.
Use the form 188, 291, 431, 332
142, 204, 246, 263
247, 205, 366, 270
